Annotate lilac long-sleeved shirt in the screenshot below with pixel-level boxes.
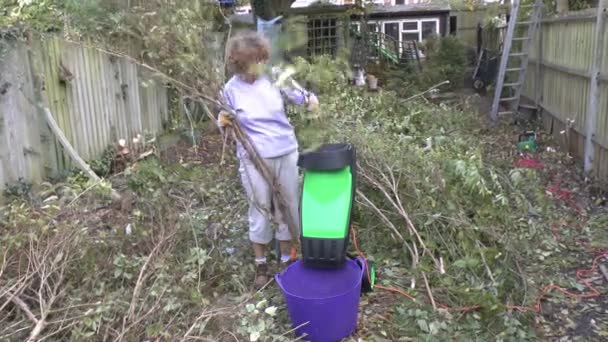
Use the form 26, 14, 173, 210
221, 74, 311, 159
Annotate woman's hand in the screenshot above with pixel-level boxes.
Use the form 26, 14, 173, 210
218, 111, 234, 128
307, 93, 319, 112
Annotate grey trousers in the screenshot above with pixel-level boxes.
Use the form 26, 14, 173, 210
238, 150, 300, 244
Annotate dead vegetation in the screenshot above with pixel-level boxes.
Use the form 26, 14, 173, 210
1, 131, 248, 340
1, 58, 608, 340
1, 1, 608, 337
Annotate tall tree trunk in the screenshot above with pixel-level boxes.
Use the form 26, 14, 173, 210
251, 0, 295, 20
556, 0, 569, 14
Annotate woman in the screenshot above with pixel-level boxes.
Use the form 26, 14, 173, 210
218, 30, 319, 289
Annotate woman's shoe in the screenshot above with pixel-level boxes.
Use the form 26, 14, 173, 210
254, 262, 270, 289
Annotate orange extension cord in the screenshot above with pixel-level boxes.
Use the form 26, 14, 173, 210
350, 226, 608, 314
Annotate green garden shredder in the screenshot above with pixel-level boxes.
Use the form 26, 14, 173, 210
271, 67, 375, 292
297, 143, 375, 293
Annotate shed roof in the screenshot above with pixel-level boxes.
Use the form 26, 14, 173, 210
288, 2, 450, 17
372, 3, 451, 14
369, 3, 451, 17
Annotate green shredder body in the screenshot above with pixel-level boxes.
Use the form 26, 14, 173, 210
298, 143, 356, 267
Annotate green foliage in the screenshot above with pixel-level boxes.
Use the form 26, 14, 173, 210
390, 306, 535, 340
235, 298, 292, 342
568, 0, 593, 10
2, 0, 124, 32
362, 35, 469, 96
447, 0, 593, 17
88, 146, 115, 177
126, 158, 169, 193
542, 0, 595, 13
1, 12, 601, 338
289, 54, 352, 94
0, 59, 597, 339
2, 178, 33, 200
418, 36, 469, 90
290, 68, 557, 339
2, 0, 227, 103
117, 2, 225, 95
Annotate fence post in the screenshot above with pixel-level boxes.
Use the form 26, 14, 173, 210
584, 0, 607, 173
534, 10, 543, 109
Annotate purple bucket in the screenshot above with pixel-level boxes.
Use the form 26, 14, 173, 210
275, 257, 364, 342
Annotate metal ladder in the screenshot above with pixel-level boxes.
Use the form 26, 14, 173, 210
490, 0, 544, 121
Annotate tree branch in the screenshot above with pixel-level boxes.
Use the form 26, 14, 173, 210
401, 80, 450, 102
9, 295, 39, 325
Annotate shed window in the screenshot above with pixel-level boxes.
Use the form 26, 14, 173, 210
402, 32, 419, 42
403, 22, 417, 30
307, 17, 338, 57
384, 22, 400, 41
350, 22, 379, 33
449, 16, 457, 35
367, 17, 440, 57
421, 21, 438, 40
400, 19, 439, 42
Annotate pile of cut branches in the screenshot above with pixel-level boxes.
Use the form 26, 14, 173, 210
292, 81, 551, 339
0, 151, 273, 341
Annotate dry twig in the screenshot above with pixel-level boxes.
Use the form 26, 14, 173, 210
0, 230, 82, 341
357, 157, 441, 268
182, 97, 199, 152
401, 80, 450, 102
599, 264, 608, 283
181, 307, 234, 342
422, 272, 437, 310
123, 225, 179, 326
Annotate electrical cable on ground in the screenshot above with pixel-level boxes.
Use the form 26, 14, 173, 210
351, 227, 417, 302
351, 218, 608, 314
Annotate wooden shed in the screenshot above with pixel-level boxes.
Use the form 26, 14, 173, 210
285, 2, 451, 60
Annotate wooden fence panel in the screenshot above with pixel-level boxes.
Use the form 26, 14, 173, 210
454, 9, 481, 47
521, 7, 608, 178
597, 15, 608, 149
0, 41, 46, 195
453, 5, 511, 48
0, 36, 169, 195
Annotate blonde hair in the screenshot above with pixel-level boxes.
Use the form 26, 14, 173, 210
225, 30, 271, 75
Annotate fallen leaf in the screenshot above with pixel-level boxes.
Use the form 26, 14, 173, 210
265, 306, 277, 317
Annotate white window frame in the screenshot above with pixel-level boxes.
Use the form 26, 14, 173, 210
381, 20, 402, 39
380, 20, 402, 53
353, 21, 381, 59
387, 0, 426, 5
419, 18, 440, 41
371, 18, 439, 55
367, 22, 380, 32
401, 19, 421, 42
351, 21, 380, 32
401, 18, 440, 42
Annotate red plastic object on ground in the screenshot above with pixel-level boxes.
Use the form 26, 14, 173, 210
513, 156, 545, 169
547, 184, 585, 215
